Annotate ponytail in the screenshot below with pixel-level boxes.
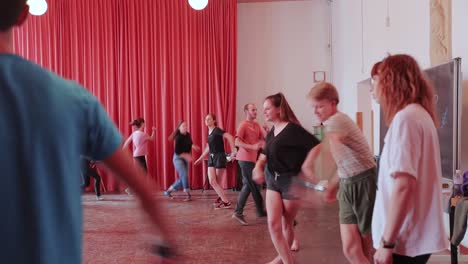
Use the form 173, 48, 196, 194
130, 117, 145, 128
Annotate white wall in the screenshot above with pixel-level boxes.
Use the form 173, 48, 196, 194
332, 0, 468, 156
237, 0, 468, 149
331, 0, 431, 154
237, 0, 331, 131
453, 0, 468, 76
331, 0, 431, 114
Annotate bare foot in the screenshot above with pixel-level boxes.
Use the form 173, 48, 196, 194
266, 255, 282, 264
291, 239, 299, 251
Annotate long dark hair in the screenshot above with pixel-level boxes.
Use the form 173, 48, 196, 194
130, 117, 145, 128
264, 93, 300, 125
207, 113, 217, 126
168, 120, 185, 141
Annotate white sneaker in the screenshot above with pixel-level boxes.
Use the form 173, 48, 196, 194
125, 188, 133, 196
96, 196, 104, 201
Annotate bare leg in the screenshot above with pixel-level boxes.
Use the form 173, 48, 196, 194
266, 255, 282, 264
340, 224, 370, 264
208, 167, 228, 202
266, 190, 294, 264
291, 239, 299, 252
282, 199, 300, 252
361, 234, 373, 262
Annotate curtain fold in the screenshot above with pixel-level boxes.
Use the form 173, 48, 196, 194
13, 0, 238, 191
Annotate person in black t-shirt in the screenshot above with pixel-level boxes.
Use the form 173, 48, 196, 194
195, 113, 236, 209
81, 157, 103, 200
253, 93, 319, 264
164, 120, 200, 201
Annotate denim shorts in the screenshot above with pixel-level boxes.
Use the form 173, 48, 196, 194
265, 168, 298, 200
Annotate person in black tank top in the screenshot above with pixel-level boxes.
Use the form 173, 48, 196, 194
194, 113, 236, 209
252, 93, 319, 264
164, 121, 200, 201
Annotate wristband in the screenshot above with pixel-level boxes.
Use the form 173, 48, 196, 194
380, 237, 396, 249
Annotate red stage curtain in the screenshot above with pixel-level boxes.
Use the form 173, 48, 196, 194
13, 0, 238, 191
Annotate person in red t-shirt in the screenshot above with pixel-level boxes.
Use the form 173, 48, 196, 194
232, 103, 267, 225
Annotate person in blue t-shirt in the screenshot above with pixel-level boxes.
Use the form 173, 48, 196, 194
0, 1, 172, 263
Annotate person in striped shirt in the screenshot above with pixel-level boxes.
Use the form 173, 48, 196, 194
303, 82, 377, 264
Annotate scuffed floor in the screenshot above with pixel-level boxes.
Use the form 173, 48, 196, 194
82, 190, 455, 264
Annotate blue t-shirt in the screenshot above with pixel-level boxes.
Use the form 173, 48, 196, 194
0, 54, 122, 264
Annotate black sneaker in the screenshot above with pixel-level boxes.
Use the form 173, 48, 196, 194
257, 210, 267, 217
152, 243, 176, 259
163, 190, 173, 199
232, 213, 248, 225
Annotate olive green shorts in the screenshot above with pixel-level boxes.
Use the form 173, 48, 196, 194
338, 167, 377, 235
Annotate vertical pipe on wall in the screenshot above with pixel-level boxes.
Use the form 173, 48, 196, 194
327, 0, 333, 83
360, 0, 364, 73
455, 57, 462, 170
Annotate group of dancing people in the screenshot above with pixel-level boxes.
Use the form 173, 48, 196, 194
81, 54, 447, 264
252, 54, 446, 264
0, 4, 449, 263
233, 54, 444, 264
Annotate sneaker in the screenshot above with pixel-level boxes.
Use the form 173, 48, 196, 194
213, 197, 222, 205
257, 210, 267, 218
96, 196, 104, 201
232, 213, 248, 225
124, 188, 133, 196
163, 190, 173, 199
214, 201, 232, 209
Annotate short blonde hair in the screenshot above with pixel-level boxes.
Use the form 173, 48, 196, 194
307, 82, 340, 104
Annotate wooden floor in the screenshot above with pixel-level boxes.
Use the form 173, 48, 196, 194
82, 190, 458, 263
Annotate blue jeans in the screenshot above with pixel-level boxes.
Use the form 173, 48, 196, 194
169, 154, 189, 191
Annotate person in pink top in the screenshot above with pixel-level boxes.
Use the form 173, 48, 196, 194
123, 118, 156, 193
232, 103, 267, 225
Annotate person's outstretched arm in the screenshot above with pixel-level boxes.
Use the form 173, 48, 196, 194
194, 144, 209, 165
103, 148, 170, 246
148, 127, 157, 141
122, 134, 132, 149
223, 132, 237, 158
253, 154, 267, 184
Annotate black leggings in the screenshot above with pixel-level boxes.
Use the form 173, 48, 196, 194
81, 168, 101, 196
135, 156, 147, 173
